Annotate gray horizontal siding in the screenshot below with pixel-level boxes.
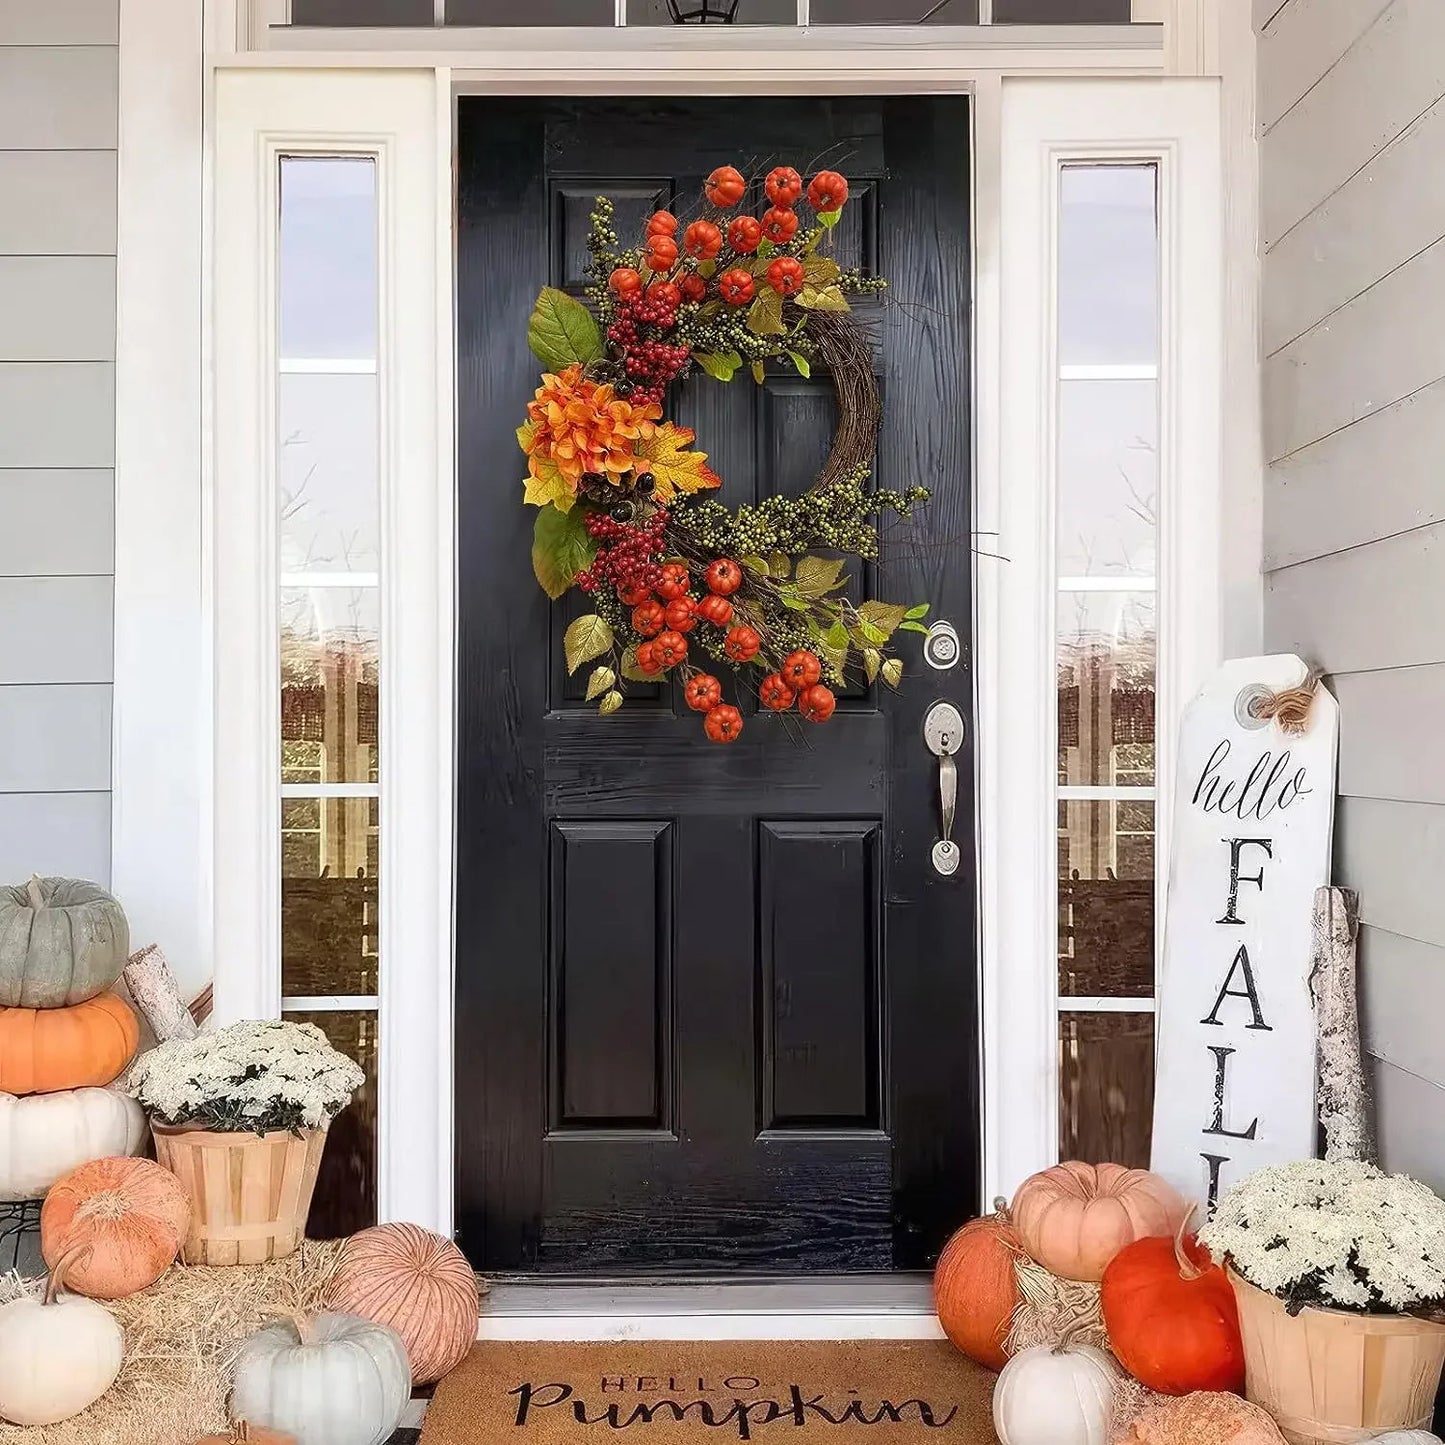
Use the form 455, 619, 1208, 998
0, 257, 116, 360
1261, 0, 1445, 248
0, 791, 110, 884
0, 48, 118, 150
0, 11, 119, 893
0, 470, 113, 575
0, 684, 111, 792
1262, 0, 1445, 1183
0, 0, 118, 44
0, 152, 117, 255
0, 363, 116, 467
1360, 925, 1445, 1085
1372, 1059, 1445, 1194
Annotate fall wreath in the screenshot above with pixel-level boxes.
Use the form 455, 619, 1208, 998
520, 163, 931, 743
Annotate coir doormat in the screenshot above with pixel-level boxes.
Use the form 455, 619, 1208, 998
422, 1341, 998, 1442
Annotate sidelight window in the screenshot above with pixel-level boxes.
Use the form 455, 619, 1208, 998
1053, 164, 1159, 1170
276, 155, 382, 1236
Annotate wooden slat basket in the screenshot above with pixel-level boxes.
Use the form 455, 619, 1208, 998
152, 1121, 328, 1266
1229, 1266, 1445, 1444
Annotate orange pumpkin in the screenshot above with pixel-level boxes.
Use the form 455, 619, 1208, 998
933, 1202, 1023, 1372
41, 1156, 190, 1299
1102, 1209, 1245, 1395
322, 1222, 480, 1384
0, 992, 139, 1096
1011, 1161, 1188, 1283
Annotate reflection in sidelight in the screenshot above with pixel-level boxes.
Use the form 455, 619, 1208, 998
1058, 800, 1154, 997
1059, 1011, 1154, 1169
282, 1010, 379, 1235
278, 155, 381, 1240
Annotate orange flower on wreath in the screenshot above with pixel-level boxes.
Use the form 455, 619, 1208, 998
517, 364, 661, 511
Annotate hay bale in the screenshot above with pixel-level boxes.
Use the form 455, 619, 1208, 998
0, 1241, 344, 1444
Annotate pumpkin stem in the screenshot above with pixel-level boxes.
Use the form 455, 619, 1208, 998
234, 1424, 250, 1443
1173, 1202, 1203, 1282
43, 1243, 93, 1305
25, 875, 46, 911
290, 1310, 316, 1346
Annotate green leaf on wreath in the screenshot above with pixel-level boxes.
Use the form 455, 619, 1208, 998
898, 620, 931, 635
818, 208, 843, 230
694, 350, 744, 382
780, 593, 811, 612
881, 657, 904, 689
769, 552, 792, 579
532, 506, 597, 600
751, 360, 767, 385
598, 689, 624, 716
803, 255, 841, 287
563, 614, 613, 676
698, 259, 717, 279
747, 288, 786, 337
794, 555, 848, 597
857, 619, 890, 646
620, 647, 653, 683
787, 351, 812, 379
795, 283, 851, 314
741, 556, 770, 575
818, 625, 850, 674
856, 599, 908, 638
905, 603, 931, 620
758, 238, 776, 259
527, 287, 603, 373
585, 666, 616, 701
863, 648, 882, 685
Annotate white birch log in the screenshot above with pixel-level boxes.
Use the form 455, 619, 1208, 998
121, 944, 199, 1044
1310, 886, 1375, 1163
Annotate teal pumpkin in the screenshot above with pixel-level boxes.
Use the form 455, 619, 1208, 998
0, 877, 130, 1009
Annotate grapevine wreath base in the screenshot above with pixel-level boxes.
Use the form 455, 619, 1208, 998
519, 162, 933, 742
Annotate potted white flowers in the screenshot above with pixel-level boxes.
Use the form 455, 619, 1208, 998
1200, 1159, 1445, 1444
129, 1019, 363, 1266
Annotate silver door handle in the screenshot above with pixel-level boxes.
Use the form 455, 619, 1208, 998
923, 701, 964, 877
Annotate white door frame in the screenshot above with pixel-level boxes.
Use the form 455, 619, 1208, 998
116, 4, 1253, 1247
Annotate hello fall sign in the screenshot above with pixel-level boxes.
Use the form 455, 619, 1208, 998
1151, 655, 1338, 1214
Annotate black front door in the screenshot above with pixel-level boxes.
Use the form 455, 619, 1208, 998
455, 96, 977, 1275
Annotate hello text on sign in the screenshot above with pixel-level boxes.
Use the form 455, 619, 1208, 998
1151, 656, 1338, 1215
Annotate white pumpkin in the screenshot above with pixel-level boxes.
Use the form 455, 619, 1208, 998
992, 1332, 1121, 1445
0, 1087, 145, 1201
0, 1246, 123, 1425
1371, 1434, 1443, 1444
231, 1311, 409, 1445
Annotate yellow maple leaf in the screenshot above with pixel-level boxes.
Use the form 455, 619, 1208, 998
523, 453, 576, 512
635, 423, 722, 505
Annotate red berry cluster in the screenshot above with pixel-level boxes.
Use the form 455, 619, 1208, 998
606, 293, 692, 410
576, 507, 670, 593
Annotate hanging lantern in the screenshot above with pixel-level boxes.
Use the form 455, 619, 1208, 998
666, 0, 742, 21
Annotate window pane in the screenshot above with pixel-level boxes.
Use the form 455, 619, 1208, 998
282, 800, 379, 995
1057, 591, 1155, 786
628, 0, 795, 19
1059, 1012, 1154, 1168
1057, 380, 1156, 581
809, 0, 977, 19
279, 374, 379, 577
284, 1010, 379, 1237
1059, 165, 1158, 367
279, 159, 377, 360
1058, 799, 1154, 996
997, 0, 1130, 21
281, 587, 379, 784
449, 0, 614, 19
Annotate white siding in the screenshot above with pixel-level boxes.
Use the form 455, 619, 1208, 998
0, 1, 117, 885
1260, 0, 1445, 1186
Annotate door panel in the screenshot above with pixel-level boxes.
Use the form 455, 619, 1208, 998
456, 96, 977, 1274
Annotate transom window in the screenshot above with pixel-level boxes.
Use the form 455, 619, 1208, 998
286, 0, 1135, 25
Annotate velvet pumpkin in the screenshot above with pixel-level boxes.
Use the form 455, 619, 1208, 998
1102, 1212, 1245, 1395
0, 992, 139, 1096
1121, 1390, 1286, 1444
0, 876, 129, 1009
933, 1202, 1023, 1372
323, 1221, 480, 1384
1011, 1161, 1188, 1283
1370, 1434, 1445, 1445
41, 1155, 190, 1299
